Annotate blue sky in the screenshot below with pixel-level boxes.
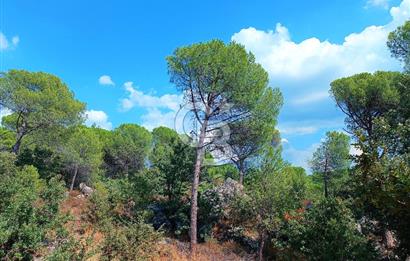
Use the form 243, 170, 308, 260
1, 0, 409, 170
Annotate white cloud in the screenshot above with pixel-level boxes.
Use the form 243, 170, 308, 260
292, 91, 329, 105
0, 108, 12, 125
232, 0, 409, 104
278, 119, 344, 136
119, 81, 183, 130
232, 0, 410, 169
98, 75, 115, 86
12, 36, 19, 46
141, 108, 178, 131
0, 33, 19, 50
350, 144, 363, 156
121, 82, 181, 111
366, 0, 390, 9
282, 142, 320, 171
84, 110, 113, 130
281, 138, 289, 144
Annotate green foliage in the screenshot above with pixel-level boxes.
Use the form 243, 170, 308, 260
61, 126, 103, 189
310, 131, 350, 197
332, 69, 410, 257
104, 124, 151, 178
151, 126, 194, 201
278, 198, 376, 260
85, 180, 162, 260
0, 165, 65, 259
0, 70, 85, 154
202, 164, 239, 187
0, 127, 14, 151
227, 88, 283, 183
99, 218, 161, 261
46, 235, 93, 261
230, 148, 310, 260
167, 40, 269, 109
16, 147, 63, 180
0, 151, 17, 175
387, 20, 410, 72
330, 71, 401, 137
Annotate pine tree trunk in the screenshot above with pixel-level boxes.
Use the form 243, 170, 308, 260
190, 108, 209, 253
12, 131, 24, 154
239, 168, 244, 185
258, 230, 266, 261
70, 165, 79, 191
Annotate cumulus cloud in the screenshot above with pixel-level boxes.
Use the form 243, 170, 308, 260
0, 33, 19, 50
232, 0, 410, 169
121, 82, 181, 111
232, 0, 409, 102
84, 110, 113, 130
98, 75, 115, 86
120, 81, 183, 130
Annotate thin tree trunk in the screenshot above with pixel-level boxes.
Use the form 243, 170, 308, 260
190, 108, 210, 253
70, 165, 79, 191
324, 172, 329, 198
324, 156, 329, 198
12, 131, 24, 154
239, 167, 244, 185
258, 230, 266, 261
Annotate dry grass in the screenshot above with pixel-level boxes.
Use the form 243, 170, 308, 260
56, 191, 254, 261
153, 239, 255, 261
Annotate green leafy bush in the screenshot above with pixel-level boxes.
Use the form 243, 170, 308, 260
100, 218, 161, 261
0, 164, 65, 259
278, 198, 376, 260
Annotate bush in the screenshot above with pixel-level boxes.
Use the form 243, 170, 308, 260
0, 165, 66, 259
100, 218, 161, 261
277, 198, 377, 260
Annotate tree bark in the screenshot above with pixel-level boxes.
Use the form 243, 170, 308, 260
324, 173, 329, 198
239, 167, 244, 185
12, 130, 24, 154
258, 230, 266, 261
190, 107, 210, 253
324, 156, 329, 198
70, 165, 79, 191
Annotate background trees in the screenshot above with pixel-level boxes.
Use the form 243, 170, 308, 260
227, 88, 282, 184
103, 124, 151, 178
330, 71, 401, 139
310, 131, 350, 198
0, 70, 84, 154
328, 21, 410, 257
61, 126, 103, 190
151, 127, 194, 202
387, 20, 410, 72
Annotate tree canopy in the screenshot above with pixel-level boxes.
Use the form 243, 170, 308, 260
0, 70, 84, 154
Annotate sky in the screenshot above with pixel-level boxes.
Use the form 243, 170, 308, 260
1, 0, 409, 170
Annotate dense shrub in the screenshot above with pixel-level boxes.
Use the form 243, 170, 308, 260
277, 198, 377, 260
0, 164, 65, 259
100, 218, 161, 261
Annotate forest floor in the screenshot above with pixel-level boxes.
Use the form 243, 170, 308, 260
58, 191, 254, 261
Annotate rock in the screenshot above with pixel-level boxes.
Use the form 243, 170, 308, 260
79, 183, 93, 196
202, 178, 244, 218
385, 230, 397, 249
